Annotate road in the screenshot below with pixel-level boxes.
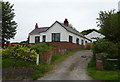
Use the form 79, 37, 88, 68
39, 50, 93, 80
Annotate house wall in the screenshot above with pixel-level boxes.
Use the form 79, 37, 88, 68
40, 22, 68, 42
29, 22, 90, 45
85, 31, 105, 42
118, 1, 120, 11
29, 34, 40, 43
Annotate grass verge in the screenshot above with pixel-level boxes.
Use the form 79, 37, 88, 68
32, 48, 86, 80
3, 48, 86, 80
87, 55, 119, 80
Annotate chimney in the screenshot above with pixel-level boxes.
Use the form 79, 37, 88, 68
64, 19, 69, 26
35, 23, 38, 29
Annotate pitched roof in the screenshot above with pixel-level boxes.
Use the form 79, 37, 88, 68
56, 21, 91, 41
56, 21, 84, 37
29, 27, 49, 35
29, 21, 91, 41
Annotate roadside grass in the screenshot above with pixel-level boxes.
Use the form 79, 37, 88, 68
87, 56, 119, 80
51, 48, 85, 65
3, 48, 86, 80
33, 48, 86, 80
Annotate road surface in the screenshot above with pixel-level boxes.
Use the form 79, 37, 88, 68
39, 50, 93, 80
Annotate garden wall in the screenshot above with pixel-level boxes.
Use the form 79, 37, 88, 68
41, 42, 84, 63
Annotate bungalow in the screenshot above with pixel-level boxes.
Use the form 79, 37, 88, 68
28, 19, 91, 45
85, 31, 105, 42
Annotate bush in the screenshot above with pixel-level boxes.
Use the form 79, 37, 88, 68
104, 60, 119, 70
93, 39, 119, 70
2, 45, 38, 62
28, 43, 57, 54
85, 43, 92, 50
93, 39, 118, 58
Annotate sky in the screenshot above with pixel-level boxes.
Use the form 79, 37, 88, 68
6, 0, 119, 42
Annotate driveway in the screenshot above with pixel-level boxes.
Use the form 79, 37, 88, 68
39, 50, 93, 80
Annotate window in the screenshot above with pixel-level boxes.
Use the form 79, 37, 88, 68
69, 35, 73, 43
42, 35, 46, 42
52, 33, 60, 42
76, 38, 79, 44
35, 36, 40, 44
81, 39, 84, 45
85, 41, 87, 43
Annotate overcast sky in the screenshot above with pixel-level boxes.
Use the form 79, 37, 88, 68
6, 0, 119, 42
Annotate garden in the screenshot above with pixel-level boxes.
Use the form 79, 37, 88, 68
87, 39, 120, 80
2, 42, 84, 80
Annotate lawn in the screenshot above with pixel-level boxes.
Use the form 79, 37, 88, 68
87, 56, 119, 80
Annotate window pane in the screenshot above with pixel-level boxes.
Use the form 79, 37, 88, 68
52, 33, 60, 42
76, 38, 79, 44
69, 36, 73, 43
35, 36, 40, 44
81, 39, 84, 45
42, 35, 46, 42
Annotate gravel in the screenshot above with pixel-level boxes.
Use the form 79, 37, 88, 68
38, 50, 93, 80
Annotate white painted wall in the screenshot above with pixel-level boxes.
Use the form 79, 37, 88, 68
42, 22, 68, 42
118, 1, 120, 11
85, 31, 105, 42
29, 34, 40, 43
29, 22, 91, 45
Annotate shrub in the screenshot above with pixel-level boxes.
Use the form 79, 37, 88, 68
85, 43, 92, 50
2, 45, 38, 62
93, 39, 118, 58
93, 39, 119, 70
28, 43, 57, 54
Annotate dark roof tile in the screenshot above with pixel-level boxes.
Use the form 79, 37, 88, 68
29, 27, 49, 35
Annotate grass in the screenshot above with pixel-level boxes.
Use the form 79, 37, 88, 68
33, 48, 85, 80
87, 55, 119, 80
69, 65, 74, 71
2, 58, 35, 68
3, 48, 85, 80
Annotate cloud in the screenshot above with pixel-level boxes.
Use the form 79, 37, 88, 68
7, 0, 120, 3
7, 0, 119, 42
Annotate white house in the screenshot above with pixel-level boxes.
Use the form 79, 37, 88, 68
28, 19, 91, 45
118, 1, 120, 11
85, 31, 105, 42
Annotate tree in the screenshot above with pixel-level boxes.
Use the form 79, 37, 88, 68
80, 29, 99, 35
97, 10, 120, 43
2, 1, 17, 47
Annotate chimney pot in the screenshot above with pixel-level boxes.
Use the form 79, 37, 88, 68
64, 18, 69, 26
35, 23, 38, 29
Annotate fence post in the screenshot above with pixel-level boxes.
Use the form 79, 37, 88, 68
36, 54, 39, 65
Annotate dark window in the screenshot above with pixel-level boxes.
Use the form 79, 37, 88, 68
85, 41, 87, 43
28, 36, 30, 44
35, 36, 40, 44
76, 38, 79, 44
52, 33, 60, 42
81, 39, 84, 45
42, 35, 46, 42
69, 35, 73, 43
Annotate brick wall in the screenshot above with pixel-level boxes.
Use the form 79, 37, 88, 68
41, 42, 84, 63
96, 54, 104, 70
47, 41, 84, 50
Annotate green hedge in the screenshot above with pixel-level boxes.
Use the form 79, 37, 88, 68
93, 39, 119, 58
93, 39, 119, 70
